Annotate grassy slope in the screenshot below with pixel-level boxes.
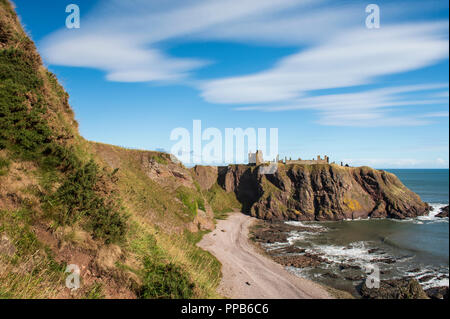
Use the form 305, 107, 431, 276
0, 0, 236, 299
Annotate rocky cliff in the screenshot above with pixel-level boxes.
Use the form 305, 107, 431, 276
213, 164, 430, 221
0, 0, 222, 299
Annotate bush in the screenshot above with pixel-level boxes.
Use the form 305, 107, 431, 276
87, 199, 127, 244
0, 49, 50, 160
138, 257, 194, 299
52, 160, 99, 224
51, 160, 127, 243
1, 36, 127, 244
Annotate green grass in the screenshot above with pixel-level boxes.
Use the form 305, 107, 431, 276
1, 5, 224, 298
205, 183, 241, 219
176, 186, 205, 218
150, 153, 169, 165
0, 49, 50, 159
125, 219, 222, 299
0, 155, 10, 175
42, 159, 128, 244
138, 257, 195, 299
125, 221, 195, 299
0, 207, 66, 298
1, 38, 128, 245
85, 282, 105, 299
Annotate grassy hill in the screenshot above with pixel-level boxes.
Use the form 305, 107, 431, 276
0, 0, 240, 298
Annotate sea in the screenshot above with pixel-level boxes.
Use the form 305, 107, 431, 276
266, 169, 449, 297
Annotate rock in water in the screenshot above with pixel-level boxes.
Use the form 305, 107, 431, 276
436, 205, 449, 218
425, 286, 449, 299
359, 278, 429, 299
215, 164, 430, 221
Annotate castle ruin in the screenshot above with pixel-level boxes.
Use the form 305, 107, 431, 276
248, 150, 264, 166
248, 150, 330, 165
284, 155, 329, 165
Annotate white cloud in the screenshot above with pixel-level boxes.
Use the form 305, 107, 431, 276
421, 111, 449, 118
39, 0, 449, 127
41, 0, 317, 82
201, 22, 449, 104
42, 35, 205, 82
235, 84, 449, 126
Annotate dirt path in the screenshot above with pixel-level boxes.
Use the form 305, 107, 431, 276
198, 213, 333, 299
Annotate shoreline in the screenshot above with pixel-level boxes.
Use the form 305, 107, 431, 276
198, 212, 334, 299
250, 210, 449, 299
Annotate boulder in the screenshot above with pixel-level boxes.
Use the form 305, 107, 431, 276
359, 278, 429, 299
436, 205, 448, 218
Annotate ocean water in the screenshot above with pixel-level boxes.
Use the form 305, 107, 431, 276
278, 169, 449, 296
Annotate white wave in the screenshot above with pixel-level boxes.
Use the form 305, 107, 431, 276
417, 203, 448, 223
403, 266, 449, 290
286, 230, 319, 245
284, 220, 328, 231
285, 266, 309, 277
306, 241, 387, 266
262, 242, 290, 251
422, 277, 449, 290
390, 203, 448, 224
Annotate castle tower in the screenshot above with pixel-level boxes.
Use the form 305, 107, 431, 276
255, 150, 263, 165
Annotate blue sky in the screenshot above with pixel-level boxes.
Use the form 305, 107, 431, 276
11, 0, 449, 168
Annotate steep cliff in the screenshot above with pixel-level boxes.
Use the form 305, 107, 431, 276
216, 164, 430, 221
0, 0, 220, 299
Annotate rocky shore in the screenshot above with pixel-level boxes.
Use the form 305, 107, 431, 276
250, 220, 448, 299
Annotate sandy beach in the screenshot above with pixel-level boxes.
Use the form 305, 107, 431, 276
198, 213, 333, 299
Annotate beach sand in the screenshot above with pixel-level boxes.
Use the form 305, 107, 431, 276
198, 212, 333, 299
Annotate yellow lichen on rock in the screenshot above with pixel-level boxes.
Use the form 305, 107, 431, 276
343, 198, 362, 212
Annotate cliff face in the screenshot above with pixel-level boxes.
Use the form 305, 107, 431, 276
90, 143, 216, 233
1, 0, 222, 299
216, 164, 430, 221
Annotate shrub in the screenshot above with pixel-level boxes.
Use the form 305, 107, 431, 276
0, 49, 50, 160
138, 257, 194, 299
50, 160, 127, 243
87, 199, 127, 244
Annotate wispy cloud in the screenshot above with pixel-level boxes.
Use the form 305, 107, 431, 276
236, 84, 449, 126
421, 111, 449, 118
201, 23, 449, 104
41, 0, 316, 82
40, 0, 449, 127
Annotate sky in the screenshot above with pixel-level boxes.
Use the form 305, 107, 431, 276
11, 0, 450, 168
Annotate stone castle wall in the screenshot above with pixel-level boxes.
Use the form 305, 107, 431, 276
285, 159, 328, 165
250, 151, 330, 166
284, 155, 329, 165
